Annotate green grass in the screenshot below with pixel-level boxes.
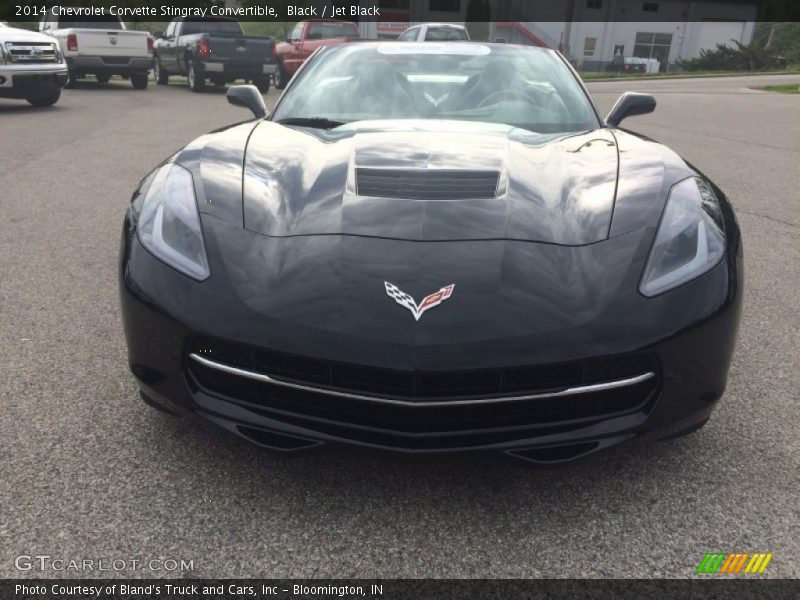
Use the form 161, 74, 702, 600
579, 69, 800, 81
760, 84, 800, 94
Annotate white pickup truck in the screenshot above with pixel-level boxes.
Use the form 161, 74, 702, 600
0, 22, 68, 107
39, 13, 152, 89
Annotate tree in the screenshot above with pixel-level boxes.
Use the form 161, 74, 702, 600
465, 0, 491, 41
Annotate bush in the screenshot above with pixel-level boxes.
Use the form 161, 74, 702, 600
678, 39, 786, 71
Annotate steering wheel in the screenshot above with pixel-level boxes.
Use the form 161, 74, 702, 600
477, 89, 538, 108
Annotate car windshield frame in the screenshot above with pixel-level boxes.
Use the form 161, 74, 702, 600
270, 42, 602, 135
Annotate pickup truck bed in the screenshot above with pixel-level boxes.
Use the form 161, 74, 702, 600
39, 14, 152, 89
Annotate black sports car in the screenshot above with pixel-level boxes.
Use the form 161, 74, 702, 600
119, 42, 742, 464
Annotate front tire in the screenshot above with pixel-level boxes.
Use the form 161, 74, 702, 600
26, 89, 61, 107
187, 61, 205, 92
154, 58, 169, 85
64, 69, 78, 89
131, 72, 149, 90
274, 61, 289, 89
253, 76, 270, 93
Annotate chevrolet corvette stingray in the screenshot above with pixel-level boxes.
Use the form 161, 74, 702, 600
119, 42, 742, 464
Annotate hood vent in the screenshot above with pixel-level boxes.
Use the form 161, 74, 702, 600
356, 168, 499, 200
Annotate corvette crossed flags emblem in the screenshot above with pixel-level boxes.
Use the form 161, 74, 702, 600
384, 282, 455, 322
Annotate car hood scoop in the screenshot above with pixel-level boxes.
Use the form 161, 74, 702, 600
243, 121, 619, 245
355, 168, 500, 200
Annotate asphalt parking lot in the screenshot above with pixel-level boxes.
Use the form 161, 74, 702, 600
1, 73, 798, 579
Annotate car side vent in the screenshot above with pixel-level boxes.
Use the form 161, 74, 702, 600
356, 168, 499, 200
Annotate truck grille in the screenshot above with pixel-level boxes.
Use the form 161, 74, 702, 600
4, 42, 59, 64
185, 336, 659, 449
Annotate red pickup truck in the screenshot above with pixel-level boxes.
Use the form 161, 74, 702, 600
274, 20, 360, 89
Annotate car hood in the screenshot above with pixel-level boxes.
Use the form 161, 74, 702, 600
242, 121, 620, 245
0, 26, 56, 43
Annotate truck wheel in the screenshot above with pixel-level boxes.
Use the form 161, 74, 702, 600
96, 74, 111, 84
274, 62, 289, 90
187, 62, 205, 92
131, 73, 149, 90
253, 77, 270, 94
26, 89, 61, 107
154, 58, 169, 85
64, 69, 78, 89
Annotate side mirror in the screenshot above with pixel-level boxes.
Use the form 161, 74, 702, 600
227, 85, 268, 119
605, 92, 656, 127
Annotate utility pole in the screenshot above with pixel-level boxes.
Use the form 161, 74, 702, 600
563, 0, 574, 59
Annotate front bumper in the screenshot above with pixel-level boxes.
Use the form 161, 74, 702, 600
119, 215, 743, 464
0, 65, 68, 97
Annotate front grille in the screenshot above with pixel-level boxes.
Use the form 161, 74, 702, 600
5, 42, 58, 64
190, 336, 657, 401
356, 168, 500, 200
186, 337, 659, 449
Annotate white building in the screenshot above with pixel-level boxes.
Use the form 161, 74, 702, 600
359, 0, 759, 71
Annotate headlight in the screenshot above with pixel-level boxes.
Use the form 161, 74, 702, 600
136, 163, 210, 281
640, 176, 725, 297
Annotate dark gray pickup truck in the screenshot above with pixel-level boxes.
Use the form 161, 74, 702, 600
153, 17, 276, 93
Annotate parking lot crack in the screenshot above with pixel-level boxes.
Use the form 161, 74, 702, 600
738, 210, 799, 230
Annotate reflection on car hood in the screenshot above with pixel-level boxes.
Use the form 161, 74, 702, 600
243, 120, 620, 245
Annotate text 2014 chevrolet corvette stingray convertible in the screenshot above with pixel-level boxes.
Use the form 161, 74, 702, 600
119, 42, 742, 464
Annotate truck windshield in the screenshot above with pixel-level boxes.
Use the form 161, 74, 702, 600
272, 43, 599, 135
182, 18, 244, 36
426, 27, 469, 41
307, 22, 360, 40
59, 18, 123, 30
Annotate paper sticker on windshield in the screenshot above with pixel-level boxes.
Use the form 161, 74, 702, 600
378, 43, 491, 56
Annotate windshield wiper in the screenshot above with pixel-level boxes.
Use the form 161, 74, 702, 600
275, 117, 348, 129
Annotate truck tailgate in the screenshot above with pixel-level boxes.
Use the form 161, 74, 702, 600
73, 30, 148, 56
207, 35, 274, 62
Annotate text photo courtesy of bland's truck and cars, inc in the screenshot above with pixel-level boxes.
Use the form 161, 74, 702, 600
15, 584, 384, 596
13, 3, 383, 19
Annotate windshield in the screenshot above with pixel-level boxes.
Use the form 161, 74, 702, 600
272, 43, 599, 134
307, 22, 359, 40
58, 17, 123, 30
426, 27, 468, 41
182, 18, 244, 36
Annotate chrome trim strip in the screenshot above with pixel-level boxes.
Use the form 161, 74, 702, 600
188, 353, 656, 408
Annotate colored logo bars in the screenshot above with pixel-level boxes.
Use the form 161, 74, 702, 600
696, 552, 773, 574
